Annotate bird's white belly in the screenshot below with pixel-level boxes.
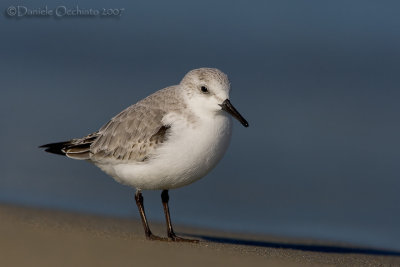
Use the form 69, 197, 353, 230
96, 114, 232, 190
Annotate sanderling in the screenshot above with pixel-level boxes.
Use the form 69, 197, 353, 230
40, 68, 249, 242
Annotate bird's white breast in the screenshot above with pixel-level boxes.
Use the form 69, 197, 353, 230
97, 112, 233, 190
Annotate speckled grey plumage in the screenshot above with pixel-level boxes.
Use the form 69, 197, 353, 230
87, 85, 193, 162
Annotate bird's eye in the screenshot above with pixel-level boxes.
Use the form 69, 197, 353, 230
200, 86, 209, 93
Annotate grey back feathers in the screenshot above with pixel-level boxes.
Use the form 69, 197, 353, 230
90, 86, 186, 163
41, 85, 191, 162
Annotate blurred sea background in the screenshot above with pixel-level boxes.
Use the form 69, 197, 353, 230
1, 0, 399, 250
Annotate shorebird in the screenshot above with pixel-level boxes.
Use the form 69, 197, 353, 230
40, 68, 249, 242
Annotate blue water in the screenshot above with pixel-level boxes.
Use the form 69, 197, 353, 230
1, 0, 400, 251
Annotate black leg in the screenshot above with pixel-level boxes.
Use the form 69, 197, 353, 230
161, 190, 199, 243
135, 190, 166, 241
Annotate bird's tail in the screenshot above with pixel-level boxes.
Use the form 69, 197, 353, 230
39, 132, 99, 160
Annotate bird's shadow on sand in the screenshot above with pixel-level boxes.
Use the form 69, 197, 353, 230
186, 234, 400, 257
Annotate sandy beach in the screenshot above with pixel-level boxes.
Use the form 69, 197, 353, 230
0, 204, 398, 267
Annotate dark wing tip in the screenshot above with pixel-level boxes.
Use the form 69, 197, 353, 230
39, 141, 69, 156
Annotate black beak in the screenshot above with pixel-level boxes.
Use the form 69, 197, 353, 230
219, 99, 249, 127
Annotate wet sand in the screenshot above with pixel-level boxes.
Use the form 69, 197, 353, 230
0, 204, 399, 267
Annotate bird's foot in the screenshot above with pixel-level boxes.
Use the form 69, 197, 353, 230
168, 233, 199, 243
146, 233, 168, 241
